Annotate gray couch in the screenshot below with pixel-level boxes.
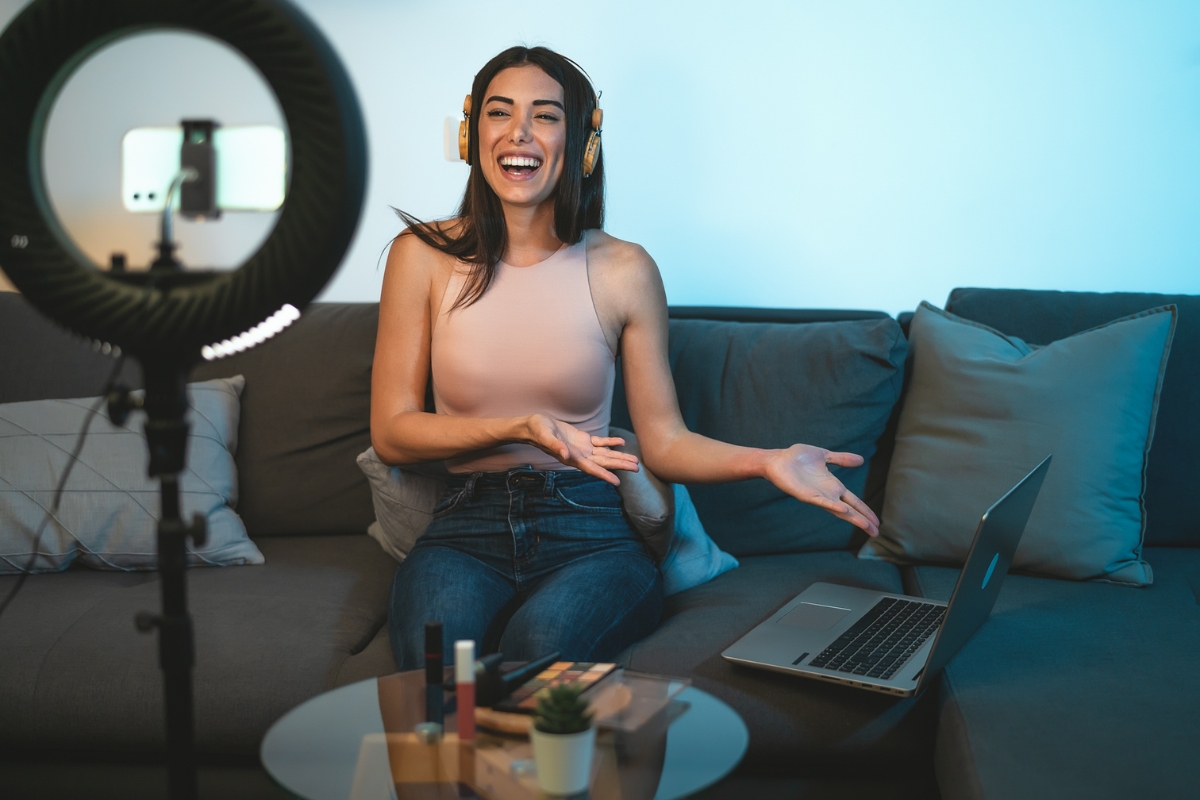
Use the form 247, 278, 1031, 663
1, 288, 1196, 800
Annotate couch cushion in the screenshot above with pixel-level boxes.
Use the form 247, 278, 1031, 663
863, 303, 1173, 585
617, 551, 937, 776
0, 535, 397, 756
192, 303, 379, 537
944, 288, 1200, 548
906, 548, 1200, 800
614, 317, 907, 556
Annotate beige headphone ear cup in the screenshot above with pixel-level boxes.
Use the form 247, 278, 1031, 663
582, 130, 601, 178
459, 94, 472, 164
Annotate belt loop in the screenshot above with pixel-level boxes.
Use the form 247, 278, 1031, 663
543, 470, 556, 498
465, 472, 480, 498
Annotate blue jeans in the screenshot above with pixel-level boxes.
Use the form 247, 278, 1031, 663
388, 467, 663, 671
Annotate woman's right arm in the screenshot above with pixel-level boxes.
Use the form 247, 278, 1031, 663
369, 234, 639, 482
370, 233, 529, 464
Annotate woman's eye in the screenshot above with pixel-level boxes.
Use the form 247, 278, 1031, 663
486, 109, 509, 117
536, 114, 560, 122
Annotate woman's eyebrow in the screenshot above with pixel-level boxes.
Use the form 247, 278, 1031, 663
483, 95, 564, 112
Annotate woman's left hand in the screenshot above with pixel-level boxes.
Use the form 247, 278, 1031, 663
762, 445, 880, 537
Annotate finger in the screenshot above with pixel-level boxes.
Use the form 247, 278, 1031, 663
841, 490, 880, 529
803, 492, 878, 537
591, 448, 639, 468
593, 457, 641, 472
591, 436, 626, 448
574, 457, 621, 486
825, 451, 865, 469
803, 493, 851, 516
825, 491, 878, 537
844, 508, 879, 537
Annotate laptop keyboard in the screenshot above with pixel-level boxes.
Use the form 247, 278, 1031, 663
808, 597, 945, 681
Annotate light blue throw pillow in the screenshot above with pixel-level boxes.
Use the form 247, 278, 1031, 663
860, 303, 1174, 585
661, 484, 739, 597
0, 376, 261, 573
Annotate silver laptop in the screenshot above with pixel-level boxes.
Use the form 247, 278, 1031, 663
722, 455, 1051, 697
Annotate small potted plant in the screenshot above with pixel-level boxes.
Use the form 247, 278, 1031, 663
529, 683, 596, 796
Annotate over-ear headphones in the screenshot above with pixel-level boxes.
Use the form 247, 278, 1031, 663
458, 92, 603, 178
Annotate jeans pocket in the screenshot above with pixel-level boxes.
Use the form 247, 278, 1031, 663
431, 487, 468, 518
554, 480, 625, 513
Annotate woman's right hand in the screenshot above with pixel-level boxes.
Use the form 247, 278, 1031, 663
524, 414, 640, 485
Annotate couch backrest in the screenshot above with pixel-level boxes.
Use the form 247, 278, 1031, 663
944, 288, 1199, 548
0, 292, 143, 403
0, 293, 378, 538
2, 294, 906, 549
612, 309, 906, 557
191, 303, 378, 537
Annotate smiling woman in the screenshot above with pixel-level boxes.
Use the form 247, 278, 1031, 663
372, 46, 880, 672
394, 46, 603, 308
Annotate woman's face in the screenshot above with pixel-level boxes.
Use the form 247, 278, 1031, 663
477, 65, 567, 211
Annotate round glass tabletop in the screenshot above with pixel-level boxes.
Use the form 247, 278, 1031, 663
262, 671, 747, 800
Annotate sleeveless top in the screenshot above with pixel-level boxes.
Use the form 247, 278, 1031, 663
430, 236, 616, 473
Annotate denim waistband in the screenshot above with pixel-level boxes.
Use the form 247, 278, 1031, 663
446, 466, 588, 498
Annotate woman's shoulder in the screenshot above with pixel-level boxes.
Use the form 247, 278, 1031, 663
584, 230, 665, 329
388, 218, 467, 276
585, 230, 657, 277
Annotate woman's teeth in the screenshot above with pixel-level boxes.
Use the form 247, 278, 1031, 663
499, 156, 541, 174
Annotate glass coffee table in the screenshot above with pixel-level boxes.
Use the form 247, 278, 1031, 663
262, 670, 747, 799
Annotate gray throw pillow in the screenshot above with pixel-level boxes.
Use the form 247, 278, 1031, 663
357, 447, 445, 563
0, 376, 262, 573
609, 425, 674, 561
860, 303, 1175, 585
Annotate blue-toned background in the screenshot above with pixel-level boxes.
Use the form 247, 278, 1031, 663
2, 0, 1198, 314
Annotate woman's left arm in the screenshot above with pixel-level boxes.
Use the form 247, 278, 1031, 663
598, 239, 879, 537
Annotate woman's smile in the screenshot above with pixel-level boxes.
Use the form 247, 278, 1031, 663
497, 152, 544, 180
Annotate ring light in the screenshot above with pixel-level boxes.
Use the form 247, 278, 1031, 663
0, 0, 367, 361
0, 3, 368, 796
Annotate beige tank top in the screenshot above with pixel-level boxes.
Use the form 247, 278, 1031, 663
431, 235, 616, 473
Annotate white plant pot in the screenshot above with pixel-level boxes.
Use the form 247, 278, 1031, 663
529, 725, 597, 796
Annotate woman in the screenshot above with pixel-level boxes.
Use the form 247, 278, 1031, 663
372, 46, 879, 670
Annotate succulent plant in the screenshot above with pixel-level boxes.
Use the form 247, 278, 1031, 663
532, 682, 594, 735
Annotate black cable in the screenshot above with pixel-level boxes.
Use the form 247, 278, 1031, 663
0, 352, 127, 621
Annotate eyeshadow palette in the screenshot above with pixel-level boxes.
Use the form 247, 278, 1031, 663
490, 661, 617, 714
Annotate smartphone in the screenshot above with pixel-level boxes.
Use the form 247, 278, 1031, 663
121, 125, 287, 213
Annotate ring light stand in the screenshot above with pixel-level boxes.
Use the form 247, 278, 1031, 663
0, 2, 368, 798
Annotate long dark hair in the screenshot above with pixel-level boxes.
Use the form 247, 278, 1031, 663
394, 46, 605, 309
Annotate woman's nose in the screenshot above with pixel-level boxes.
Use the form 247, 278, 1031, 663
507, 114, 532, 144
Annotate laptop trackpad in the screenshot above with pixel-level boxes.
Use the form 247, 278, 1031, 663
778, 602, 851, 630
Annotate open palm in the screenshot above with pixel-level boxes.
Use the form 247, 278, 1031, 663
763, 444, 880, 536
526, 414, 640, 485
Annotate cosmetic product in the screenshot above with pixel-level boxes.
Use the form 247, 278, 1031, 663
455, 640, 475, 740
473, 652, 505, 706
413, 721, 442, 743
425, 622, 443, 725
498, 651, 560, 699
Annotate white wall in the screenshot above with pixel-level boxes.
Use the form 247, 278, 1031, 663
3, 0, 1199, 314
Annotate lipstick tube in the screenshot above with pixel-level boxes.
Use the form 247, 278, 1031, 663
455, 640, 475, 740
425, 622, 443, 726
